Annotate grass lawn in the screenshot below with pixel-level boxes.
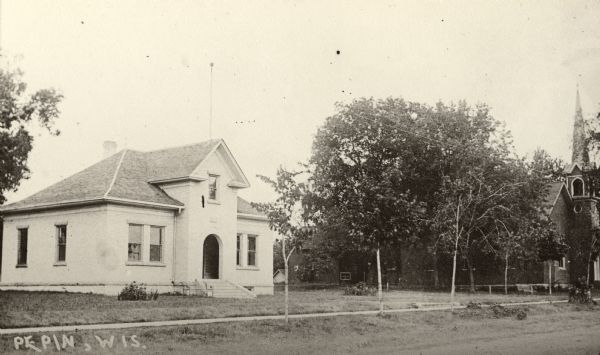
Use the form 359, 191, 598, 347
1, 303, 600, 354
0, 288, 570, 328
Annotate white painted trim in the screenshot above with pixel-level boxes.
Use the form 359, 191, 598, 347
228, 181, 248, 188
190, 140, 250, 188
104, 197, 183, 210
148, 176, 206, 184
0, 197, 182, 214
558, 257, 567, 270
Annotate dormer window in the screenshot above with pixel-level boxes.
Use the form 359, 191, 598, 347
573, 178, 584, 196
208, 175, 218, 201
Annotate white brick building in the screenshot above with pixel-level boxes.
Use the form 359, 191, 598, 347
0, 139, 274, 297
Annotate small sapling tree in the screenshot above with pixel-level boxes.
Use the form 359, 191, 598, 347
253, 167, 310, 324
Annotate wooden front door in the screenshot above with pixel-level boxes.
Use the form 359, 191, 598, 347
203, 235, 219, 279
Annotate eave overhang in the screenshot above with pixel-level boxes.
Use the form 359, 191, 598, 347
0, 197, 184, 216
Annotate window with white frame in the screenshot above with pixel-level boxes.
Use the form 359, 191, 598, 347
17, 228, 28, 266
247, 235, 257, 266
208, 175, 218, 200
128, 224, 143, 261
56, 225, 67, 263
558, 256, 566, 269
595, 257, 600, 282
236, 233, 242, 266
150, 226, 164, 262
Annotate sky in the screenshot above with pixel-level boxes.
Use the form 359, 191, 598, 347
2, 0, 600, 204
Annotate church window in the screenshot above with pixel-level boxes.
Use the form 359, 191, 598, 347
574, 204, 583, 213
572, 178, 584, 196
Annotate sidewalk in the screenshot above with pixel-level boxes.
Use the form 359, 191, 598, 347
0, 299, 569, 335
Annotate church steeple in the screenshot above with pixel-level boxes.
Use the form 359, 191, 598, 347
572, 86, 589, 165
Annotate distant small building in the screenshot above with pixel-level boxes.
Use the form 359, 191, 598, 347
273, 269, 286, 284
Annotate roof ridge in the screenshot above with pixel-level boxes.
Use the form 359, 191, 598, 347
104, 150, 128, 197
144, 139, 221, 154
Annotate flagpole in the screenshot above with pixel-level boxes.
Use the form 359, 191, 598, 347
210, 62, 215, 139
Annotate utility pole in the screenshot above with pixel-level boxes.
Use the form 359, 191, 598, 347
209, 62, 215, 139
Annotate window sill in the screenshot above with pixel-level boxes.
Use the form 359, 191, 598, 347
53, 262, 67, 267
15, 264, 27, 268
207, 199, 220, 205
236, 266, 260, 271
126, 262, 166, 267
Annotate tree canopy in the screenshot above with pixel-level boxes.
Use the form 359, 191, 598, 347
0, 65, 63, 204
300, 97, 562, 291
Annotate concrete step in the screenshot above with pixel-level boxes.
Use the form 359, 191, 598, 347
201, 279, 256, 299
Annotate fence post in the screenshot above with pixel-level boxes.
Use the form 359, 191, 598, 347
488, 285, 491, 295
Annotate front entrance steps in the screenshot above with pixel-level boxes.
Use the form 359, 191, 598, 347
203, 279, 256, 298
178, 279, 254, 298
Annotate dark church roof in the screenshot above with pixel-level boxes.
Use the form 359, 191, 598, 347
543, 181, 570, 215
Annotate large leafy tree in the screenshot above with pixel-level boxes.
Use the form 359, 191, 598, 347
483, 156, 565, 294
308, 98, 426, 312
420, 101, 519, 298
0, 65, 63, 204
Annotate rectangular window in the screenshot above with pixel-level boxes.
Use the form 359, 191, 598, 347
558, 256, 566, 269
208, 175, 218, 200
247, 235, 257, 266
17, 228, 28, 266
150, 226, 163, 262
56, 225, 67, 262
128, 224, 143, 261
236, 234, 242, 266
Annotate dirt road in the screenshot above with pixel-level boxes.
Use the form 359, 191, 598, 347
396, 324, 600, 355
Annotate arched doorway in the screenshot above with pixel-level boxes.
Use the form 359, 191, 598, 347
203, 234, 220, 279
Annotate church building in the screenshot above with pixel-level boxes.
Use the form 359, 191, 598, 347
548, 88, 600, 286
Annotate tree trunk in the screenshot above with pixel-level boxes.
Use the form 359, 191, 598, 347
504, 252, 509, 295
465, 257, 475, 293
450, 197, 461, 310
282, 238, 289, 324
377, 247, 383, 314
432, 248, 439, 288
548, 261, 552, 295
451, 247, 458, 308
587, 237, 598, 287
467, 261, 475, 293
586, 254, 591, 287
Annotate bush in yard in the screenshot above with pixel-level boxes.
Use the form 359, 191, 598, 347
118, 282, 159, 301
490, 304, 528, 320
568, 276, 597, 305
344, 282, 376, 296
